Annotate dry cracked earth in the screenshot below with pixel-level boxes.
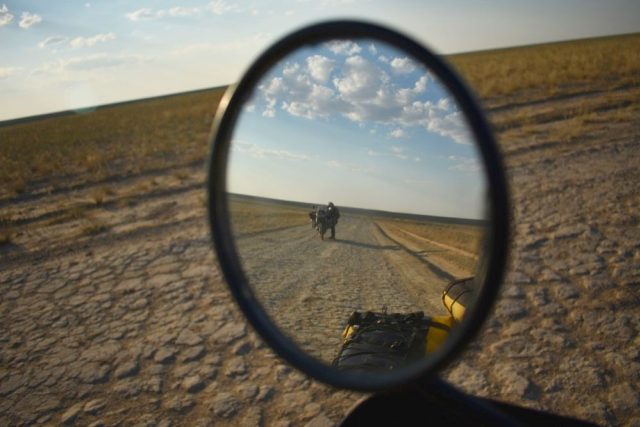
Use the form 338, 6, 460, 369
1, 86, 639, 426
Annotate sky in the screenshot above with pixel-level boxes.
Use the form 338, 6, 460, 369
228, 41, 487, 218
1, 0, 639, 122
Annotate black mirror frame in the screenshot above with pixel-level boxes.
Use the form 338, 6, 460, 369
206, 20, 510, 392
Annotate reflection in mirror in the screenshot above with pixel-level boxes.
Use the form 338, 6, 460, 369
226, 39, 489, 370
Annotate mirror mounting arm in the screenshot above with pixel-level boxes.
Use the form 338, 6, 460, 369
417, 377, 601, 427
340, 376, 599, 426
340, 376, 520, 426
414, 377, 522, 426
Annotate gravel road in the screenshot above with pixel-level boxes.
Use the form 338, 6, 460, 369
235, 214, 456, 363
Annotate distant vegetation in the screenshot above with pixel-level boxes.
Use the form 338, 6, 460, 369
229, 196, 310, 236
0, 88, 224, 196
1, 33, 639, 198
449, 33, 640, 105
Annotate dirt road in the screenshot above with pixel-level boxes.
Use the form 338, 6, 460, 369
234, 215, 460, 363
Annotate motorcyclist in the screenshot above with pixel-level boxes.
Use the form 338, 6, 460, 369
309, 205, 317, 229
327, 202, 340, 239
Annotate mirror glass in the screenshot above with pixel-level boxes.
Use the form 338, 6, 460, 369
225, 39, 489, 370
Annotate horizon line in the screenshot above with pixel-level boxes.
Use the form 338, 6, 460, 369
2, 30, 637, 125
228, 192, 487, 225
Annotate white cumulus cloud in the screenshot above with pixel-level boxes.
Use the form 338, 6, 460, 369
282, 84, 335, 118
326, 40, 361, 56
126, 7, 200, 21
208, 0, 237, 15
401, 100, 470, 144
126, 8, 155, 21
282, 62, 300, 77
389, 129, 406, 139
262, 98, 276, 118
70, 33, 116, 49
397, 75, 429, 103
259, 60, 344, 119
253, 45, 472, 145
19, 11, 41, 29
306, 55, 334, 83
0, 4, 13, 27
39, 36, 68, 49
390, 56, 416, 74
333, 55, 385, 103
415, 75, 428, 92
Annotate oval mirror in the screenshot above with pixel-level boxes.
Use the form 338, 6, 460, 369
208, 21, 509, 390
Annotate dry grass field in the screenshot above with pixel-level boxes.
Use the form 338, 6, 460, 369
377, 218, 483, 256
375, 218, 483, 278
228, 196, 310, 237
0, 34, 639, 426
450, 33, 640, 105
0, 88, 225, 198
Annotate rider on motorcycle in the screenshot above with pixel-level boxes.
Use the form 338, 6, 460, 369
309, 205, 317, 229
327, 202, 340, 239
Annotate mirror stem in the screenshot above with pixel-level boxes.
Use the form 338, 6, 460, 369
414, 376, 522, 426
417, 376, 600, 427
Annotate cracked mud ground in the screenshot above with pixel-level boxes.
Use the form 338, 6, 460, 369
1, 86, 639, 426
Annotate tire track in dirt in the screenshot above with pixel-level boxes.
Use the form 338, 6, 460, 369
484, 84, 636, 114
374, 222, 456, 283
380, 223, 479, 260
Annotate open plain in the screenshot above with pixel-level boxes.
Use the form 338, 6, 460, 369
1, 34, 639, 426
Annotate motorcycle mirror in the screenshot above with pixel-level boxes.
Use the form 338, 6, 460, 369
207, 20, 509, 391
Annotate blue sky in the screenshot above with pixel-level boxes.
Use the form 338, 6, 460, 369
1, 0, 639, 121
228, 41, 487, 218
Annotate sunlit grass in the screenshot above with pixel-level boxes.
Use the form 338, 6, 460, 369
80, 217, 110, 236
0, 226, 12, 245
229, 198, 310, 235
378, 218, 484, 256
1, 34, 639, 198
89, 186, 114, 206
0, 88, 225, 197
449, 33, 640, 103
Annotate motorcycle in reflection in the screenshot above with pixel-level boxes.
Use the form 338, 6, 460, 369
315, 206, 330, 240
309, 204, 339, 240
333, 277, 473, 371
